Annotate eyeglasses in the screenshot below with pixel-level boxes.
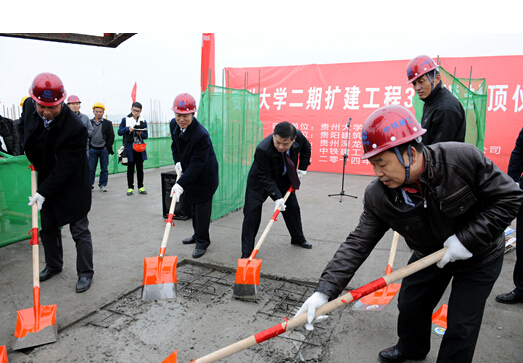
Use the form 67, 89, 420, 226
131, 109, 141, 113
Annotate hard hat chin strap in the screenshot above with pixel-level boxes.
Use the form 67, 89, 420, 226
426, 70, 437, 92
393, 143, 413, 187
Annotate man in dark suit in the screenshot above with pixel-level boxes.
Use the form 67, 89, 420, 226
496, 126, 523, 304
21, 72, 93, 293
241, 121, 312, 258
169, 93, 219, 258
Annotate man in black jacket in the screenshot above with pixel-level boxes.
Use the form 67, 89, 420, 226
407, 55, 466, 145
89, 102, 115, 192
21, 72, 93, 293
0, 115, 21, 156
296, 105, 523, 363
240, 121, 311, 258
169, 93, 219, 259
496, 126, 523, 304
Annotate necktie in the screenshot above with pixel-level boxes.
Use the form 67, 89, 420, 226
283, 152, 300, 190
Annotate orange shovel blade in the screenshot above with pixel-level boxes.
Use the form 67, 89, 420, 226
232, 258, 262, 299
162, 349, 177, 363
432, 304, 448, 329
1, 345, 8, 363
359, 282, 401, 305
142, 256, 177, 301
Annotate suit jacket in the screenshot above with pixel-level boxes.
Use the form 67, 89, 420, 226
20, 100, 91, 226
170, 117, 219, 204
247, 130, 311, 201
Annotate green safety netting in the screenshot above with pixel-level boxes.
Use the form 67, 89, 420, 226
412, 65, 487, 150
198, 85, 262, 220
0, 88, 262, 247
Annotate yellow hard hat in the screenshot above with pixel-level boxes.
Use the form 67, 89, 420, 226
20, 96, 30, 107
92, 102, 105, 111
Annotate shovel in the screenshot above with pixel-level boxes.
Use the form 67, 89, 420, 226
164, 247, 448, 363
353, 231, 401, 311
0, 345, 7, 363
12, 165, 58, 351
232, 185, 297, 299
141, 174, 181, 301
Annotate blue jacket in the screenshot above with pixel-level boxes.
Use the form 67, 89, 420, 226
118, 116, 148, 162
170, 117, 218, 204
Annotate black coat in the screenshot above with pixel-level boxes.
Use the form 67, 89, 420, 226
0, 116, 21, 155
20, 100, 91, 226
170, 117, 218, 204
421, 82, 466, 145
89, 119, 115, 155
246, 130, 311, 201
508, 127, 523, 186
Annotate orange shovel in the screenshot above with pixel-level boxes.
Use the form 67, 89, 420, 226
353, 231, 402, 311
163, 247, 448, 363
12, 165, 58, 350
232, 185, 296, 299
141, 174, 181, 301
0, 345, 7, 362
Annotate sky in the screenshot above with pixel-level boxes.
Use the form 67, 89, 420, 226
0, 3, 522, 122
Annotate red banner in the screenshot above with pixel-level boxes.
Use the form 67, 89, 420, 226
225, 56, 523, 175
201, 33, 215, 92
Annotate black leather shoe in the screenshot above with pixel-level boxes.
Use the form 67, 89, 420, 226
496, 290, 523, 304
378, 346, 425, 363
182, 236, 196, 245
241, 253, 250, 259
39, 266, 62, 282
76, 277, 92, 293
291, 240, 312, 249
192, 247, 207, 258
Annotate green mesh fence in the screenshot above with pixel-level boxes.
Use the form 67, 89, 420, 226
0, 152, 36, 247
412, 66, 487, 150
1, 90, 262, 247
198, 85, 262, 220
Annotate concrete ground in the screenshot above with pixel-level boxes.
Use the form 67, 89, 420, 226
0, 166, 521, 362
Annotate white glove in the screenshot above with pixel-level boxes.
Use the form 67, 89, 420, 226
28, 192, 45, 211
274, 198, 286, 212
298, 170, 307, 179
437, 234, 473, 268
170, 183, 184, 202
175, 162, 183, 178
294, 291, 329, 330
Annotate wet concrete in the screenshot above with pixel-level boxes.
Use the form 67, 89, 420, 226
1, 167, 522, 362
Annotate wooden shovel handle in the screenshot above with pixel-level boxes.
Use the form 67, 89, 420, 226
159, 173, 181, 258
249, 185, 295, 261
188, 247, 447, 363
30, 166, 39, 289
386, 232, 400, 274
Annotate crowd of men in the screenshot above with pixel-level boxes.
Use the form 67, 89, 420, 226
4, 54, 523, 363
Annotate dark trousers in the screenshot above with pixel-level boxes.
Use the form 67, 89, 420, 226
88, 148, 109, 187
241, 187, 306, 256
127, 150, 144, 189
189, 198, 213, 250
40, 210, 94, 278
396, 252, 503, 363
514, 204, 523, 294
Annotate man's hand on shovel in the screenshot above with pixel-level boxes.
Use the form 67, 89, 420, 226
170, 183, 184, 202
274, 198, 287, 212
28, 192, 45, 211
294, 291, 329, 330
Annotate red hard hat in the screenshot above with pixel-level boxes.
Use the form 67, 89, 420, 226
406, 55, 438, 84
29, 72, 67, 106
67, 95, 81, 104
172, 93, 197, 114
361, 105, 426, 160
133, 143, 147, 152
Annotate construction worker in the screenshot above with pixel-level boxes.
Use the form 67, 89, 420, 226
20, 72, 94, 293
407, 55, 466, 145
89, 102, 115, 192
295, 105, 523, 363
169, 93, 218, 258
67, 95, 94, 156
